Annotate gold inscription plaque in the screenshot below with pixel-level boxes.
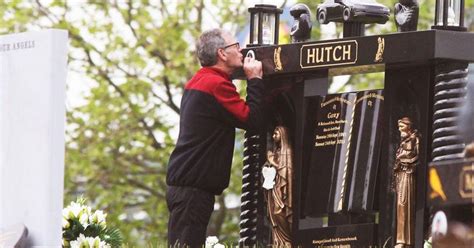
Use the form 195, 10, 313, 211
314, 102, 348, 147
300, 40, 358, 69
459, 165, 474, 199
313, 236, 357, 247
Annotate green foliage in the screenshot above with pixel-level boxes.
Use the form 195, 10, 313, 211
0, 0, 247, 245
100, 228, 123, 248
63, 219, 86, 242
64, 222, 122, 247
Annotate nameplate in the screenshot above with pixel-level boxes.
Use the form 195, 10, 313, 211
300, 40, 358, 69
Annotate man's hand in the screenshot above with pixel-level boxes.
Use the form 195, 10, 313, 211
243, 56, 263, 79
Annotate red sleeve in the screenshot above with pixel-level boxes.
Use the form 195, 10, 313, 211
213, 81, 250, 123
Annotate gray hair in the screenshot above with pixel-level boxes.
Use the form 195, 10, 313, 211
196, 29, 227, 67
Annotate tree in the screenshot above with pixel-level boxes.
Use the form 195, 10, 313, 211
1, 0, 249, 244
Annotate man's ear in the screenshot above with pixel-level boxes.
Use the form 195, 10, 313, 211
217, 48, 227, 62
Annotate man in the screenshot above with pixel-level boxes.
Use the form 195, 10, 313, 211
166, 28, 264, 247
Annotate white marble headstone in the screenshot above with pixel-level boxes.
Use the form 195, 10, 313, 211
0, 29, 68, 247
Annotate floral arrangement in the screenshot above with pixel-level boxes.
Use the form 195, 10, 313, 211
205, 236, 225, 248
62, 198, 122, 248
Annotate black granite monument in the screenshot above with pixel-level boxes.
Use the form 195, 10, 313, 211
237, 2, 473, 247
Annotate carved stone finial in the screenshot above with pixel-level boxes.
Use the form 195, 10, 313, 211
290, 3, 312, 43
395, 0, 419, 32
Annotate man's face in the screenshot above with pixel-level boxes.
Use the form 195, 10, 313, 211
221, 33, 243, 70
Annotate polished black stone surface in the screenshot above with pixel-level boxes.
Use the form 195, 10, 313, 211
347, 90, 384, 212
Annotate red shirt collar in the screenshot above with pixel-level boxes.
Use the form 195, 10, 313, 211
199, 67, 231, 81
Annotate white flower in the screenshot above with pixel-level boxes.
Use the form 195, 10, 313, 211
90, 210, 107, 226
63, 201, 90, 220
69, 202, 84, 219
205, 236, 219, 248
83, 206, 92, 218
79, 211, 90, 228
62, 238, 69, 247
63, 201, 93, 228
62, 217, 70, 229
75, 205, 91, 228
62, 208, 72, 220
70, 234, 111, 248
214, 244, 225, 248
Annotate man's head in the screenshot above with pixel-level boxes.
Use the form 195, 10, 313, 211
196, 29, 243, 74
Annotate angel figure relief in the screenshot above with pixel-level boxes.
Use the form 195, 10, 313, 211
263, 126, 293, 247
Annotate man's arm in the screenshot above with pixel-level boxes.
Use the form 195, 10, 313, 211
242, 57, 264, 131
212, 57, 264, 131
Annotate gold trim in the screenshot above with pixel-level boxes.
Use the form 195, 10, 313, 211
337, 100, 356, 211
459, 164, 474, 199
313, 236, 357, 245
429, 167, 447, 201
321, 96, 353, 108
355, 93, 384, 105
274, 46, 282, 71
374, 37, 385, 63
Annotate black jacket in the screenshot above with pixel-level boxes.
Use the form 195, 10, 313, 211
166, 67, 264, 195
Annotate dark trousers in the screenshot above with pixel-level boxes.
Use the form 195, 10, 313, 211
167, 186, 215, 248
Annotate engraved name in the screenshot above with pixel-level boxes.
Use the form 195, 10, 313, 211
315, 112, 346, 147
300, 40, 358, 69
327, 112, 340, 119
0, 40, 35, 53
313, 236, 358, 245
